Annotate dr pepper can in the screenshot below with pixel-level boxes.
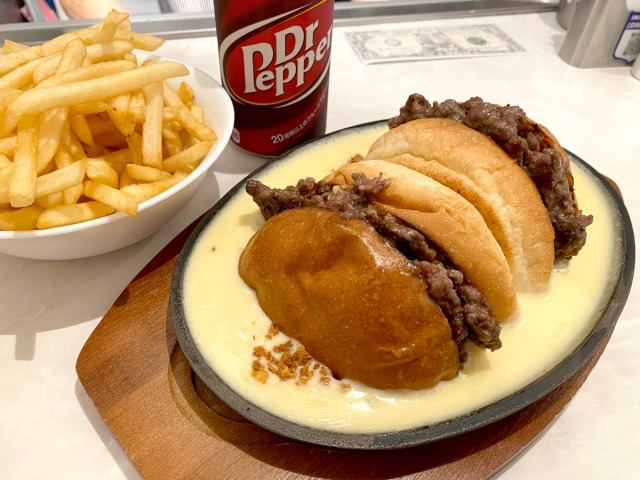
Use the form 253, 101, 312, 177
214, 0, 334, 157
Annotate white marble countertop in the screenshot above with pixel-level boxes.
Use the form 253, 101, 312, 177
1, 11, 639, 480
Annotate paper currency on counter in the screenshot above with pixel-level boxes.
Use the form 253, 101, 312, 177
346, 24, 525, 64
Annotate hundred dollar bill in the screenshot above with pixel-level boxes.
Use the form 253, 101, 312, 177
346, 24, 525, 64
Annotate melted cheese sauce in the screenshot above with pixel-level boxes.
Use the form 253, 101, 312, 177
182, 124, 623, 434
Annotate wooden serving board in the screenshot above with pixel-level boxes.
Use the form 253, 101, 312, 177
76, 217, 609, 480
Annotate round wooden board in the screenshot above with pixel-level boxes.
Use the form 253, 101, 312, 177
76, 218, 609, 480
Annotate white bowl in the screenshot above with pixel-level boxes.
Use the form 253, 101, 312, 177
0, 64, 234, 260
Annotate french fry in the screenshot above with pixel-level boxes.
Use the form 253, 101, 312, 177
32, 41, 136, 84
94, 10, 130, 44
9, 115, 38, 207
37, 201, 116, 229
69, 101, 110, 116
163, 81, 216, 142
56, 37, 87, 74
163, 132, 183, 157
126, 163, 172, 183
36, 108, 67, 173
113, 30, 165, 51
108, 93, 135, 135
87, 158, 119, 188
0, 47, 44, 78
0, 58, 44, 90
0, 204, 43, 231
127, 91, 146, 123
162, 141, 211, 172
1, 39, 29, 54
83, 180, 137, 216
35, 159, 87, 198
38, 60, 137, 88
177, 81, 194, 106
126, 132, 143, 165
53, 143, 84, 205
69, 114, 94, 146
35, 192, 63, 209
10, 61, 189, 117
121, 171, 187, 203
141, 81, 163, 168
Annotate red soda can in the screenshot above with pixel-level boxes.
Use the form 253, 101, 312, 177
214, 0, 334, 157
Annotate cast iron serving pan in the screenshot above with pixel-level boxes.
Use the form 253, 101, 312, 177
170, 122, 635, 450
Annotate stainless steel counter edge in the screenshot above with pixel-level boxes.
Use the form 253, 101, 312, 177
0, 0, 559, 44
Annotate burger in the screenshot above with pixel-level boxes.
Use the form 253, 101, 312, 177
237, 95, 592, 391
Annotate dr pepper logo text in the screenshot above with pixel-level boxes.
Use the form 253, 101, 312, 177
219, 1, 333, 107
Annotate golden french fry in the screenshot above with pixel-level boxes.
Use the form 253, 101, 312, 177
69, 101, 110, 116
56, 37, 87, 74
121, 171, 187, 203
9, 115, 38, 207
162, 141, 211, 172
32, 41, 135, 84
0, 58, 44, 90
126, 163, 172, 183
37, 201, 116, 229
69, 114, 94, 146
0, 47, 43, 78
161, 121, 178, 140
113, 30, 164, 51
0, 204, 43, 230
126, 132, 143, 165
177, 81, 194, 105
108, 93, 135, 136
38, 60, 137, 88
1, 39, 29, 54
163, 81, 216, 142
87, 158, 119, 188
53, 143, 84, 205
35, 192, 63, 209
163, 132, 183, 157
83, 180, 137, 216
93, 148, 132, 166
141, 81, 163, 169
36, 108, 67, 173
10, 61, 189, 117
65, 130, 87, 161
35, 158, 87, 198
94, 10, 130, 44
127, 91, 145, 123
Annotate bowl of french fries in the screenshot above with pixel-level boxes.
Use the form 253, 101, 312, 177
0, 12, 234, 260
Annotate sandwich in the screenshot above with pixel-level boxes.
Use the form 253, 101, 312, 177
239, 161, 516, 390
238, 95, 592, 391
383, 94, 593, 264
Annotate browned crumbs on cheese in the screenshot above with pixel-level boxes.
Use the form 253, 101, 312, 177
251, 325, 350, 390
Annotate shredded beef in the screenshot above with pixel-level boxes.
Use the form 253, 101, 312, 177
388, 94, 593, 259
245, 175, 501, 361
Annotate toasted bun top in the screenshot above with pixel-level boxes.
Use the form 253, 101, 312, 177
326, 159, 517, 323
239, 207, 460, 390
364, 118, 555, 290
